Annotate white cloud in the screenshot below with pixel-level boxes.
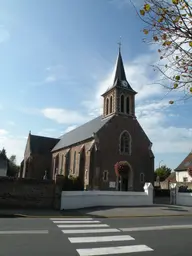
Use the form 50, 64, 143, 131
0, 132, 26, 164
0, 129, 8, 136
0, 26, 10, 43
41, 108, 90, 124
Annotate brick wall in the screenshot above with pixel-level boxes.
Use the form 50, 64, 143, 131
0, 177, 60, 209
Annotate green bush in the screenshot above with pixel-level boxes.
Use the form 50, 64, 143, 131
62, 176, 84, 191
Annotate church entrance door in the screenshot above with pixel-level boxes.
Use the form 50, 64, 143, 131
115, 161, 133, 191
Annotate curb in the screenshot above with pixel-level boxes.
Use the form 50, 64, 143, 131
11, 214, 192, 218
0, 214, 27, 218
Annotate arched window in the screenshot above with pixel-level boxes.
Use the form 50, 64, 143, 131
73, 151, 76, 174
110, 96, 113, 113
120, 94, 124, 113
106, 98, 109, 115
126, 96, 130, 114
119, 131, 131, 155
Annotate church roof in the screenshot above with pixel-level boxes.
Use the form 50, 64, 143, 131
30, 134, 59, 154
175, 152, 192, 171
102, 49, 137, 96
52, 115, 114, 152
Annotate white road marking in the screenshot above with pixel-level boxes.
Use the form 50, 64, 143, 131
69, 235, 135, 243
58, 224, 108, 228
77, 245, 153, 256
121, 224, 192, 232
0, 230, 49, 235
62, 228, 120, 234
53, 220, 100, 224
50, 218, 93, 221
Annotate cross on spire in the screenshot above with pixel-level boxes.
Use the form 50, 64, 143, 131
118, 37, 122, 52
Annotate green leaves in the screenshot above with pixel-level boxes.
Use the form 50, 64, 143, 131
172, 0, 179, 5
139, 0, 191, 102
144, 4, 151, 12
143, 29, 149, 34
140, 9, 145, 16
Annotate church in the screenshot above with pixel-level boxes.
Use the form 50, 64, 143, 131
51, 48, 154, 191
20, 47, 154, 191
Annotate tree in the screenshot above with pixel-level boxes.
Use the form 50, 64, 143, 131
0, 148, 7, 158
135, 0, 192, 103
155, 165, 172, 181
7, 155, 19, 177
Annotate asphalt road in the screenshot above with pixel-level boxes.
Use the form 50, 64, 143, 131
0, 216, 192, 255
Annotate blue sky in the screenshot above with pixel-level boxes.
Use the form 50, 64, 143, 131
0, 0, 191, 169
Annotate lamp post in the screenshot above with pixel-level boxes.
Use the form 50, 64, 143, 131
159, 160, 163, 168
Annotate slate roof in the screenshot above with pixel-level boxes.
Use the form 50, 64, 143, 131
52, 115, 114, 152
30, 134, 60, 154
102, 50, 137, 96
166, 172, 176, 182
175, 152, 192, 171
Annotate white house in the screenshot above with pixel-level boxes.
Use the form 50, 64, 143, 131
0, 155, 7, 177
175, 152, 192, 183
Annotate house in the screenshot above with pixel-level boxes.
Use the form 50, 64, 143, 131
0, 154, 7, 177
157, 172, 176, 189
19, 133, 59, 179
51, 47, 155, 191
174, 152, 192, 182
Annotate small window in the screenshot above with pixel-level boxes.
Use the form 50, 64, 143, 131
60, 154, 64, 174
126, 96, 130, 114
110, 96, 113, 113
106, 98, 109, 115
103, 170, 108, 182
85, 169, 88, 179
120, 94, 124, 113
183, 177, 188, 182
140, 173, 145, 183
73, 151, 76, 174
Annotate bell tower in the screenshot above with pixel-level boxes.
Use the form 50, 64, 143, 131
101, 45, 137, 118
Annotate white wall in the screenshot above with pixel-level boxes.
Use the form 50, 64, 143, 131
177, 192, 192, 206
0, 167, 7, 177
176, 171, 192, 182
60, 183, 153, 210
170, 183, 192, 206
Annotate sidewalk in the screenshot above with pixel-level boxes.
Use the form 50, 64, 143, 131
1, 204, 192, 218
73, 204, 192, 218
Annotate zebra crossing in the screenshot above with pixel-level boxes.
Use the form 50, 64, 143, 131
50, 217, 154, 256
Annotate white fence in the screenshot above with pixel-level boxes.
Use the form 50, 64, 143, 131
60, 183, 154, 210
170, 183, 192, 206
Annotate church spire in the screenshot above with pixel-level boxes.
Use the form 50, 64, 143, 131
113, 47, 127, 85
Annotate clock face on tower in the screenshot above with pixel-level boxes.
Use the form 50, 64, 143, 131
122, 80, 128, 87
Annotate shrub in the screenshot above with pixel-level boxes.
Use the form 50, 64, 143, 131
178, 186, 192, 193
62, 176, 84, 191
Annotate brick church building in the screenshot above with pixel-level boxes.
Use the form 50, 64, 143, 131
20, 47, 154, 191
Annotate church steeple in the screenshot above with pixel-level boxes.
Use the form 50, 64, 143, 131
113, 48, 136, 93
113, 48, 127, 85
102, 46, 137, 119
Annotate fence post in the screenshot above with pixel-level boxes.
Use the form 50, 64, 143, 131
170, 183, 177, 205
144, 183, 154, 204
